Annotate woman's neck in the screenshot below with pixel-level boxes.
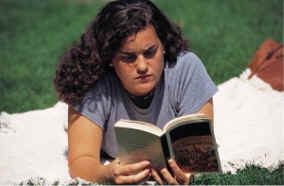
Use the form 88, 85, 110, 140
128, 89, 155, 109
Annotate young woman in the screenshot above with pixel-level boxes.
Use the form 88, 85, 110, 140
54, 0, 217, 184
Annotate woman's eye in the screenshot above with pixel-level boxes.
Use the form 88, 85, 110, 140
121, 55, 136, 63
143, 47, 157, 59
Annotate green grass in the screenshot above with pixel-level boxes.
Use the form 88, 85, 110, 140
191, 164, 284, 185
0, 0, 105, 113
155, 0, 283, 84
0, 0, 283, 184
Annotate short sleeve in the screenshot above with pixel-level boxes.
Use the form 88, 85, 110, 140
72, 78, 112, 129
175, 52, 218, 116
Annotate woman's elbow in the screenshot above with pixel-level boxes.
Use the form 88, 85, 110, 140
68, 156, 101, 183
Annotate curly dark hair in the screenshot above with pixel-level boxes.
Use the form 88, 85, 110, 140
54, 0, 189, 105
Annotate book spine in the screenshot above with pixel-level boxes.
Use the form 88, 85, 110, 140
165, 132, 175, 159
161, 134, 174, 174
161, 135, 170, 160
209, 123, 223, 173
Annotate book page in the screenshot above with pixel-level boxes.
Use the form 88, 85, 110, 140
163, 113, 208, 131
115, 119, 163, 136
172, 136, 220, 173
115, 127, 168, 170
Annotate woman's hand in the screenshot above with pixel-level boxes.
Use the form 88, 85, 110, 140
151, 159, 193, 185
110, 159, 151, 184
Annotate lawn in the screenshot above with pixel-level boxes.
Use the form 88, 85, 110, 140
0, 0, 283, 184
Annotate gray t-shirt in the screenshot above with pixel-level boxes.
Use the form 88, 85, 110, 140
73, 52, 218, 158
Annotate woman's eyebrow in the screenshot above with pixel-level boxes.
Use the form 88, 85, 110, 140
119, 51, 135, 55
144, 44, 157, 51
119, 44, 157, 55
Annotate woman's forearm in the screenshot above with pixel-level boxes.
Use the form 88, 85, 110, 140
69, 155, 114, 184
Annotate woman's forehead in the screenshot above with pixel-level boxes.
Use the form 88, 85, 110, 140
120, 25, 161, 52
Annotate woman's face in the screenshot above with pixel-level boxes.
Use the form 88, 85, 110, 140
112, 25, 164, 96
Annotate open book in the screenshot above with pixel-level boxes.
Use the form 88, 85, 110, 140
114, 113, 222, 173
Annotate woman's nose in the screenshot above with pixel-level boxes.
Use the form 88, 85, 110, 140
136, 55, 148, 74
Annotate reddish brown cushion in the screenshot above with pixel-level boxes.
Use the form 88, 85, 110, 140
248, 39, 283, 91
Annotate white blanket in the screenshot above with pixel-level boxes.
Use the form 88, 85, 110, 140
0, 69, 283, 184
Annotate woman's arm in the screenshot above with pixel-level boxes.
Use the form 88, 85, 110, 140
67, 106, 151, 184
68, 106, 112, 183
197, 97, 214, 122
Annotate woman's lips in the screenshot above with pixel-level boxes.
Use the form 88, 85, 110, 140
136, 74, 152, 81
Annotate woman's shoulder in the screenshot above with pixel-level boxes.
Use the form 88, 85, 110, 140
166, 51, 204, 72
82, 72, 119, 99
178, 51, 203, 65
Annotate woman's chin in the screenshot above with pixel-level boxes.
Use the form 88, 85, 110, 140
130, 85, 155, 96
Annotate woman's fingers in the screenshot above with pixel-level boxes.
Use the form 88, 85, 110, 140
168, 159, 190, 184
151, 168, 164, 185
157, 159, 191, 185
112, 160, 151, 184
160, 167, 179, 185
118, 160, 150, 175
114, 168, 151, 184
111, 159, 192, 184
